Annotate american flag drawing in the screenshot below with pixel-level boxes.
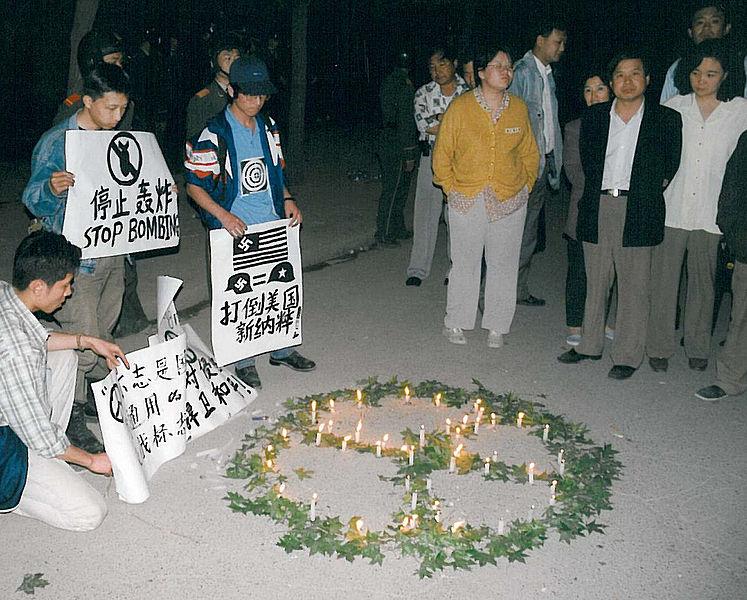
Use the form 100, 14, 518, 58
232, 225, 288, 270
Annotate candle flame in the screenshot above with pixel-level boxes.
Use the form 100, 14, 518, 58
383, 433, 390, 442
344, 435, 352, 442
404, 385, 410, 396
451, 520, 465, 533
529, 462, 535, 472
400, 445, 408, 453
318, 423, 324, 433
312, 492, 318, 501
281, 428, 288, 438
311, 400, 317, 410
462, 414, 469, 425
356, 389, 362, 402
454, 443, 464, 457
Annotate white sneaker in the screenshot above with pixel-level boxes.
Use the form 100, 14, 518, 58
443, 327, 467, 345
487, 330, 503, 348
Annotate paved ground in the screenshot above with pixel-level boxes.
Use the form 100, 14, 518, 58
0, 129, 745, 599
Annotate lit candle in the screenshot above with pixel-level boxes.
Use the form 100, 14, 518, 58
315, 423, 324, 446
517, 411, 525, 428
474, 398, 482, 414
341, 434, 351, 452
265, 458, 274, 470
281, 427, 288, 440
354, 419, 362, 443
327, 419, 334, 434
492, 450, 498, 463
434, 392, 442, 407
557, 449, 564, 464
405, 475, 410, 491
356, 389, 363, 409
411, 491, 418, 511
528, 462, 535, 484
408, 445, 415, 466
277, 482, 285, 497
543, 424, 550, 442
329, 398, 335, 413
551, 479, 557, 494
266, 444, 274, 454
484, 457, 490, 475
404, 385, 410, 403
355, 518, 365, 535
527, 504, 535, 522
455, 426, 462, 441
311, 400, 317, 423
549, 494, 556, 506
419, 425, 426, 448
426, 477, 432, 492
382, 433, 389, 449
558, 459, 565, 476
310, 493, 317, 521
375, 440, 382, 457
449, 454, 456, 473
451, 520, 465, 534
490, 412, 497, 427
497, 517, 505, 535
462, 414, 469, 426
474, 418, 480, 434
445, 418, 452, 435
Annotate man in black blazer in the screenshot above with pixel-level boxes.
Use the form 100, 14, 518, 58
558, 51, 682, 379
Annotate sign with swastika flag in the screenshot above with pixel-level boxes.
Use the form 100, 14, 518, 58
210, 219, 303, 366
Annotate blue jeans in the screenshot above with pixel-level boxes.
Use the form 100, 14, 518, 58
234, 347, 295, 370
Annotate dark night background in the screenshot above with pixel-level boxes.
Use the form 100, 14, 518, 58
1, 0, 745, 156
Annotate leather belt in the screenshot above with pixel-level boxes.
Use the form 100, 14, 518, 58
601, 188, 629, 197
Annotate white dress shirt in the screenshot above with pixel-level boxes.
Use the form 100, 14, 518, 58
602, 99, 645, 191
533, 54, 555, 153
663, 94, 747, 233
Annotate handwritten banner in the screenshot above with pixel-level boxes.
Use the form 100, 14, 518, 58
62, 130, 179, 259
91, 277, 257, 503
210, 220, 303, 366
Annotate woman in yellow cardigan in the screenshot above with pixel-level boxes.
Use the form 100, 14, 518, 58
433, 46, 539, 347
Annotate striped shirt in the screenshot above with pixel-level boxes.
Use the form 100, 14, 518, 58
0, 281, 68, 459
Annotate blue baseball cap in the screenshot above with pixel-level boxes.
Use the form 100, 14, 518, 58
229, 56, 277, 96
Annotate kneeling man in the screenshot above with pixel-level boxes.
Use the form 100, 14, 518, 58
0, 232, 128, 531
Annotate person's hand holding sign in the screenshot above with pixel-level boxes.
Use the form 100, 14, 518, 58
49, 170, 75, 196
219, 210, 248, 238
284, 198, 302, 226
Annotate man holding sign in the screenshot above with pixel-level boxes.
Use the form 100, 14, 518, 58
1, 231, 128, 530
185, 56, 315, 389
21, 63, 130, 453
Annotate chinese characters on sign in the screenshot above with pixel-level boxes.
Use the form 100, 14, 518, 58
91, 277, 257, 504
210, 220, 303, 366
62, 130, 179, 259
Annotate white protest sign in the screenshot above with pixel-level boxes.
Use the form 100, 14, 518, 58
92, 277, 258, 504
210, 220, 303, 366
62, 130, 179, 259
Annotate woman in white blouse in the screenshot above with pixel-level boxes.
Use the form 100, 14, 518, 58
646, 39, 747, 373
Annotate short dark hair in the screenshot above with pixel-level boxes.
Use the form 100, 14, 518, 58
473, 45, 514, 88
579, 67, 611, 90
429, 46, 458, 63
12, 231, 81, 291
607, 50, 650, 81
674, 38, 741, 100
533, 18, 567, 40
689, 2, 730, 26
82, 62, 131, 101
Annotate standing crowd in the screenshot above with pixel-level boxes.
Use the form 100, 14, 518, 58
1, 2, 745, 533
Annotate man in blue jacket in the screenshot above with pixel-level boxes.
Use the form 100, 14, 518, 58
185, 56, 314, 390
510, 19, 566, 306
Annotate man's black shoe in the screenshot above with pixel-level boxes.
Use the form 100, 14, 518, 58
235, 365, 262, 389
648, 357, 668, 372
688, 358, 708, 371
557, 349, 602, 364
608, 365, 636, 380
695, 385, 728, 401
517, 295, 546, 307
405, 277, 422, 287
269, 351, 316, 372
66, 404, 105, 453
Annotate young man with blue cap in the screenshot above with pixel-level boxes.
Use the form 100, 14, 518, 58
185, 56, 315, 390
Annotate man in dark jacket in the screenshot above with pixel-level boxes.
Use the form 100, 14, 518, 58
374, 51, 418, 246
558, 51, 682, 379
696, 132, 747, 400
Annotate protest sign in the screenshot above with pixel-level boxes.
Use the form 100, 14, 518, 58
92, 277, 257, 503
62, 130, 179, 259
210, 220, 303, 366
